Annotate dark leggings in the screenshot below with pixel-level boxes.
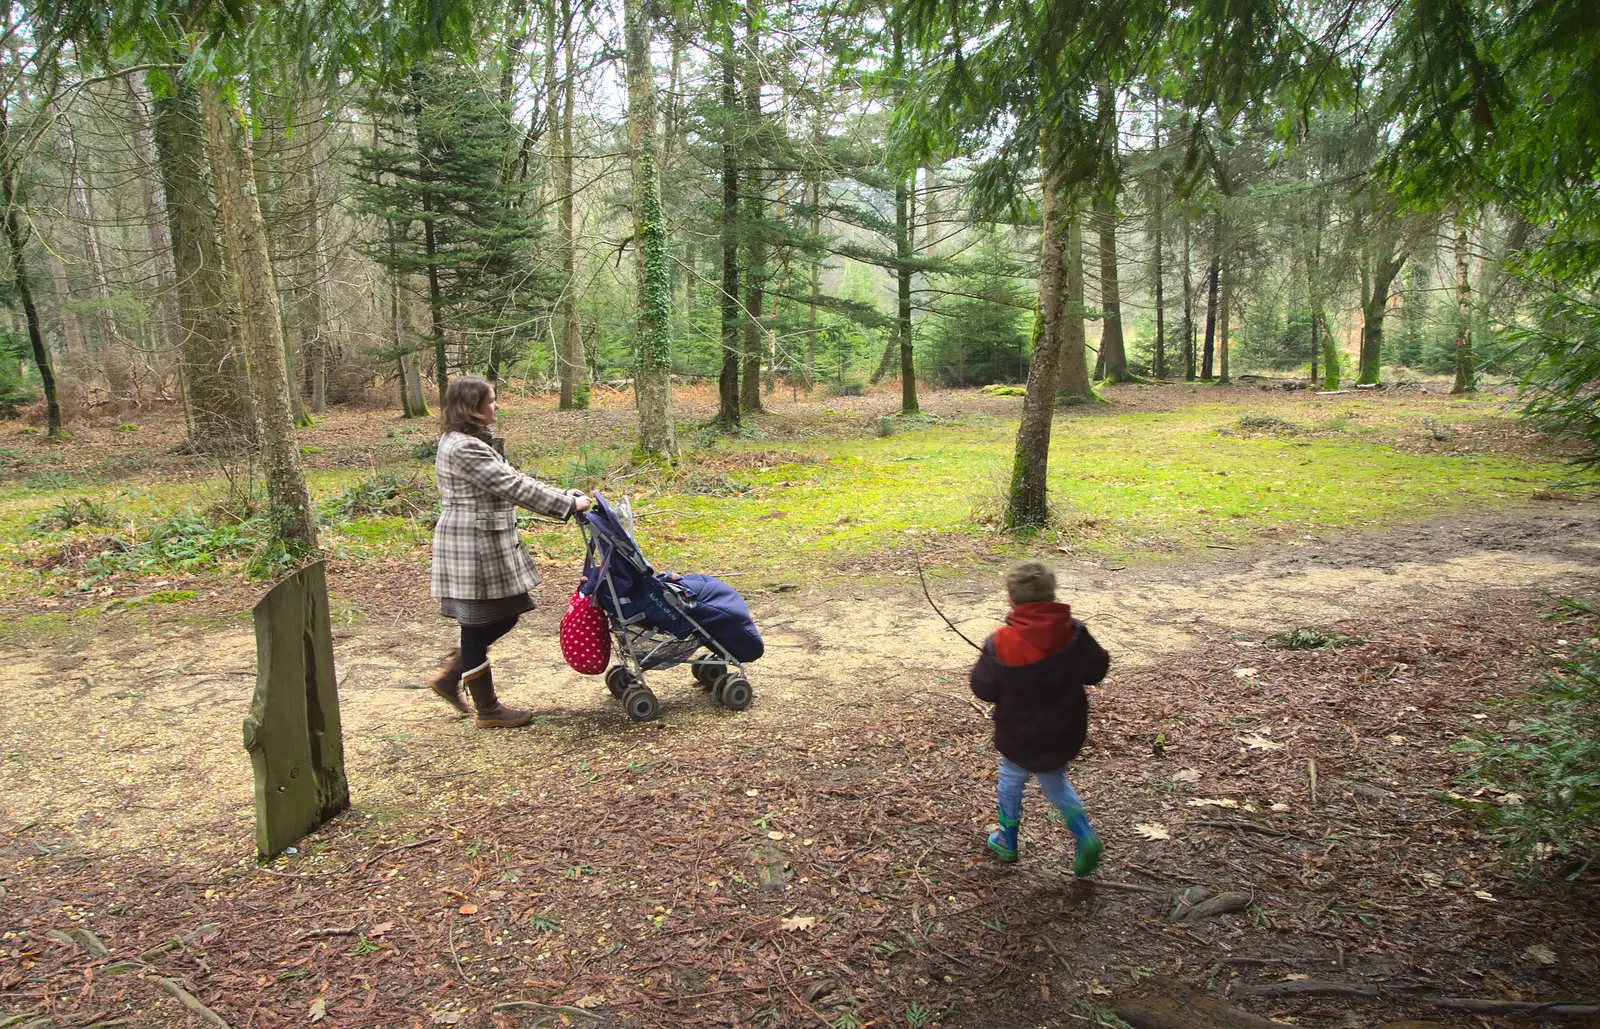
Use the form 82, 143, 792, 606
460, 616, 519, 672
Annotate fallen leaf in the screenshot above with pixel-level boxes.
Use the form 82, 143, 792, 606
744, 789, 759, 797
369, 922, 395, 937
1523, 944, 1557, 966
780, 916, 818, 931
1270, 802, 1291, 812
1186, 798, 1239, 809
308, 998, 327, 1024
573, 995, 605, 1009
1498, 792, 1525, 806
1386, 734, 1406, 746
1135, 823, 1171, 841
431, 1013, 462, 1026
1234, 668, 1259, 679
1283, 974, 1309, 981
1239, 735, 1283, 751
767, 831, 784, 841
1172, 768, 1201, 783
1473, 890, 1496, 902
458, 903, 478, 916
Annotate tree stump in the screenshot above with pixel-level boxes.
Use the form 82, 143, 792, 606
243, 560, 349, 860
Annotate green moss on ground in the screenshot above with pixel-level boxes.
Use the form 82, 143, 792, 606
0, 395, 1589, 602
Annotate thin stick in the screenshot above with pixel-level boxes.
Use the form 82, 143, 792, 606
1229, 980, 1600, 1018
361, 837, 440, 871
448, 915, 479, 991
916, 554, 981, 651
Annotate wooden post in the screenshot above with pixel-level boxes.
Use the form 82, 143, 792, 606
243, 560, 349, 860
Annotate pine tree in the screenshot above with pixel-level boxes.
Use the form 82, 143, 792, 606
926, 229, 1033, 385
349, 57, 555, 401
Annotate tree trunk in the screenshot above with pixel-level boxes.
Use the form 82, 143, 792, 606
1096, 204, 1128, 381
1202, 254, 1218, 380
558, 0, 584, 409
387, 167, 428, 421
624, 0, 677, 459
1182, 211, 1195, 380
545, 0, 572, 407
198, 79, 317, 553
280, 309, 312, 427
1152, 202, 1165, 379
1451, 212, 1475, 393
1309, 204, 1338, 390
1358, 245, 1404, 386
870, 335, 896, 383
716, 25, 741, 428
1005, 152, 1068, 528
62, 120, 129, 361
397, 354, 423, 418
422, 191, 448, 404
896, 172, 918, 414
1057, 208, 1091, 402
807, 171, 820, 384
739, 11, 765, 415
1, 103, 62, 437
1095, 83, 1128, 383
1309, 260, 1339, 390
1318, 306, 1339, 389
293, 103, 330, 415
150, 80, 251, 450
1309, 282, 1319, 384
1218, 251, 1231, 384
126, 79, 181, 359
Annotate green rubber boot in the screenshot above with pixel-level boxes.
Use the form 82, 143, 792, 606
987, 805, 1019, 863
1071, 831, 1102, 877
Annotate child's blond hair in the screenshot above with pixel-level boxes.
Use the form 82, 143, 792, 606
1006, 561, 1057, 605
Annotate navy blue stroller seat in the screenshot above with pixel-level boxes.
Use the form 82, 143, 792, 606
577, 493, 762, 721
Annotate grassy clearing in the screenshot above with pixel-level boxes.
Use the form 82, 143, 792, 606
0, 390, 1589, 605
548, 398, 1589, 579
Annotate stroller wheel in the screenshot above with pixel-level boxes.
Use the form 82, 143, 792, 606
623, 686, 659, 722
605, 666, 632, 699
691, 657, 725, 689
715, 674, 753, 712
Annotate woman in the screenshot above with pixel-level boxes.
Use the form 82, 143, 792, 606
427, 376, 593, 728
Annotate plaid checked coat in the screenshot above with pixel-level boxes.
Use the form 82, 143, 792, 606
430, 431, 575, 601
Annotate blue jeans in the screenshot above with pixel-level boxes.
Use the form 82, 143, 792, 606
996, 755, 1093, 841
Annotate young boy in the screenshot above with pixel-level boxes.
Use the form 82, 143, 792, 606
969, 560, 1109, 876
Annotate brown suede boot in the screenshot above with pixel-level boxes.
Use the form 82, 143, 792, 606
461, 661, 534, 728
428, 648, 467, 713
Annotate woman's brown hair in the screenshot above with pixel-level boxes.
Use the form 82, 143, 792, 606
440, 375, 494, 435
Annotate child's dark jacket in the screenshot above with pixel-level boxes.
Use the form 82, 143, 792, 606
969, 602, 1110, 772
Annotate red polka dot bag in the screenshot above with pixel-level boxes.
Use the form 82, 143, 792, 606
559, 584, 612, 674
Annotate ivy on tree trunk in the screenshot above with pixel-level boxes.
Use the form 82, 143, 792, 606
625, 0, 677, 461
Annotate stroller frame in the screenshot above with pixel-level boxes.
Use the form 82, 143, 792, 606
576, 496, 755, 721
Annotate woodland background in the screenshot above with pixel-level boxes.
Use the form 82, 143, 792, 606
1, 0, 1593, 499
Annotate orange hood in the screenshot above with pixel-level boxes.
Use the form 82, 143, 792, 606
994, 601, 1076, 666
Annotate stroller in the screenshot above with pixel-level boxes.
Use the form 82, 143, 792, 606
576, 494, 763, 722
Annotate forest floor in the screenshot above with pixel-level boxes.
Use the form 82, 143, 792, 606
2, 381, 1599, 1029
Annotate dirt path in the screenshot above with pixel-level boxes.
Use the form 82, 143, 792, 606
4, 502, 1596, 850
5, 502, 1599, 1029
